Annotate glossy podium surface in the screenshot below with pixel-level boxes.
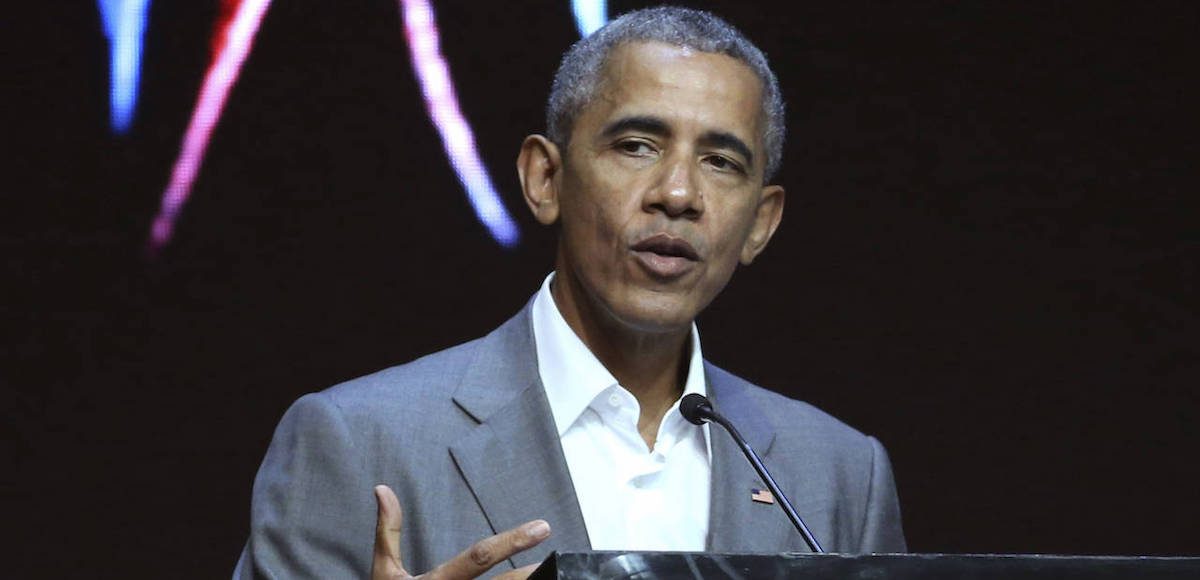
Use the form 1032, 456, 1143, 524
530, 551, 1200, 579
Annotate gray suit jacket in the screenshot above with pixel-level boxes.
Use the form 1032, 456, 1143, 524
235, 304, 905, 578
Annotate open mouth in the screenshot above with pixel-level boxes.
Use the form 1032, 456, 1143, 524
631, 234, 700, 261
630, 233, 700, 278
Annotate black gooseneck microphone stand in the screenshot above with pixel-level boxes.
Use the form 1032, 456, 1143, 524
680, 393, 824, 553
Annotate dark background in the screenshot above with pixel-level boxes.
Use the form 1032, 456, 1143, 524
7, 0, 1197, 575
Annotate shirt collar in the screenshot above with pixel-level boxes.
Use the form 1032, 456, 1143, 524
532, 272, 707, 437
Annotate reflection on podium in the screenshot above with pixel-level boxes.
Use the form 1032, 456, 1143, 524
531, 551, 1200, 579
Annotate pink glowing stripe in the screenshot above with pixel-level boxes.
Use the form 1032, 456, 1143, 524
398, 0, 519, 247
147, 0, 272, 253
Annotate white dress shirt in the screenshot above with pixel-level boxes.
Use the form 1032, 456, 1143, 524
531, 273, 711, 551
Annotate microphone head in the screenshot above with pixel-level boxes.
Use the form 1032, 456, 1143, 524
679, 393, 713, 425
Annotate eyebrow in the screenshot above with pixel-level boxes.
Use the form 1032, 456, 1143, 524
599, 115, 672, 140
599, 115, 755, 169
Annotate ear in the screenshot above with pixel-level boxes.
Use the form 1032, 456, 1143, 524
740, 184, 785, 265
517, 134, 563, 225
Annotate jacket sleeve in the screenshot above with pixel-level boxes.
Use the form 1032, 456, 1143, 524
233, 392, 376, 579
856, 436, 907, 553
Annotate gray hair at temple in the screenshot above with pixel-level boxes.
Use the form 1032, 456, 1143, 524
546, 6, 786, 182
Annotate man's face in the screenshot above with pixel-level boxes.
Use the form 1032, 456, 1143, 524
535, 41, 784, 335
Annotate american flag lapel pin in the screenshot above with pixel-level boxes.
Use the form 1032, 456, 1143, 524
751, 488, 775, 504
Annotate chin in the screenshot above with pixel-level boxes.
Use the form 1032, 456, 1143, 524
607, 290, 700, 335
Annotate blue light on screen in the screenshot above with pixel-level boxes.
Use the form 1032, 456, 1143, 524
98, 0, 150, 134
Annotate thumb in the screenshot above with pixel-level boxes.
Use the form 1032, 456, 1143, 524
373, 484, 408, 579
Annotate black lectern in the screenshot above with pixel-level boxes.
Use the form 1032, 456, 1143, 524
530, 551, 1200, 579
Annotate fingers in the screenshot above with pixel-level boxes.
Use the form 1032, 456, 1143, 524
372, 485, 410, 579
371, 485, 549, 580
428, 520, 551, 580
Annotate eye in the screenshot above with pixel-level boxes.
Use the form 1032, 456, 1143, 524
705, 154, 745, 174
616, 139, 656, 157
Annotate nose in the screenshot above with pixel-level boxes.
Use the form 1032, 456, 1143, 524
644, 155, 704, 219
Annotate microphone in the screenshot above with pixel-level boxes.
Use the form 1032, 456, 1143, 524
680, 393, 824, 553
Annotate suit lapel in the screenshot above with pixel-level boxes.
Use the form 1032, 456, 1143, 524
446, 305, 806, 559
448, 304, 590, 568
705, 364, 804, 552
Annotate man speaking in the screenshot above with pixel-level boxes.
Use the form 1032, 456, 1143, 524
236, 7, 905, 578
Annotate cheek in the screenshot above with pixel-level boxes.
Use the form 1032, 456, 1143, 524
704, 245, 741, 291
560, 197, 624, 275
708, 200, 759, 255
568, 176, 631, 246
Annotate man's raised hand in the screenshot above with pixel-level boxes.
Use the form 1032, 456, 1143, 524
372, 485, 551, 580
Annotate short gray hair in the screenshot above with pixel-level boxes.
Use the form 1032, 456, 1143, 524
546, 6, 786, 182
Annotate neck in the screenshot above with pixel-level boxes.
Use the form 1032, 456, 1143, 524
550, 272, 691, 442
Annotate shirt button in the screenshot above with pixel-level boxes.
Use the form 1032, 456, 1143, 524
608, 393, 621, 407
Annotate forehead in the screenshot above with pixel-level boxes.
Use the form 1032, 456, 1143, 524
581, 41, 766, 149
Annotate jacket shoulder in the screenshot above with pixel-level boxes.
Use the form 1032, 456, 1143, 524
316, 336, 486, 416
706, 363, 874, 451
